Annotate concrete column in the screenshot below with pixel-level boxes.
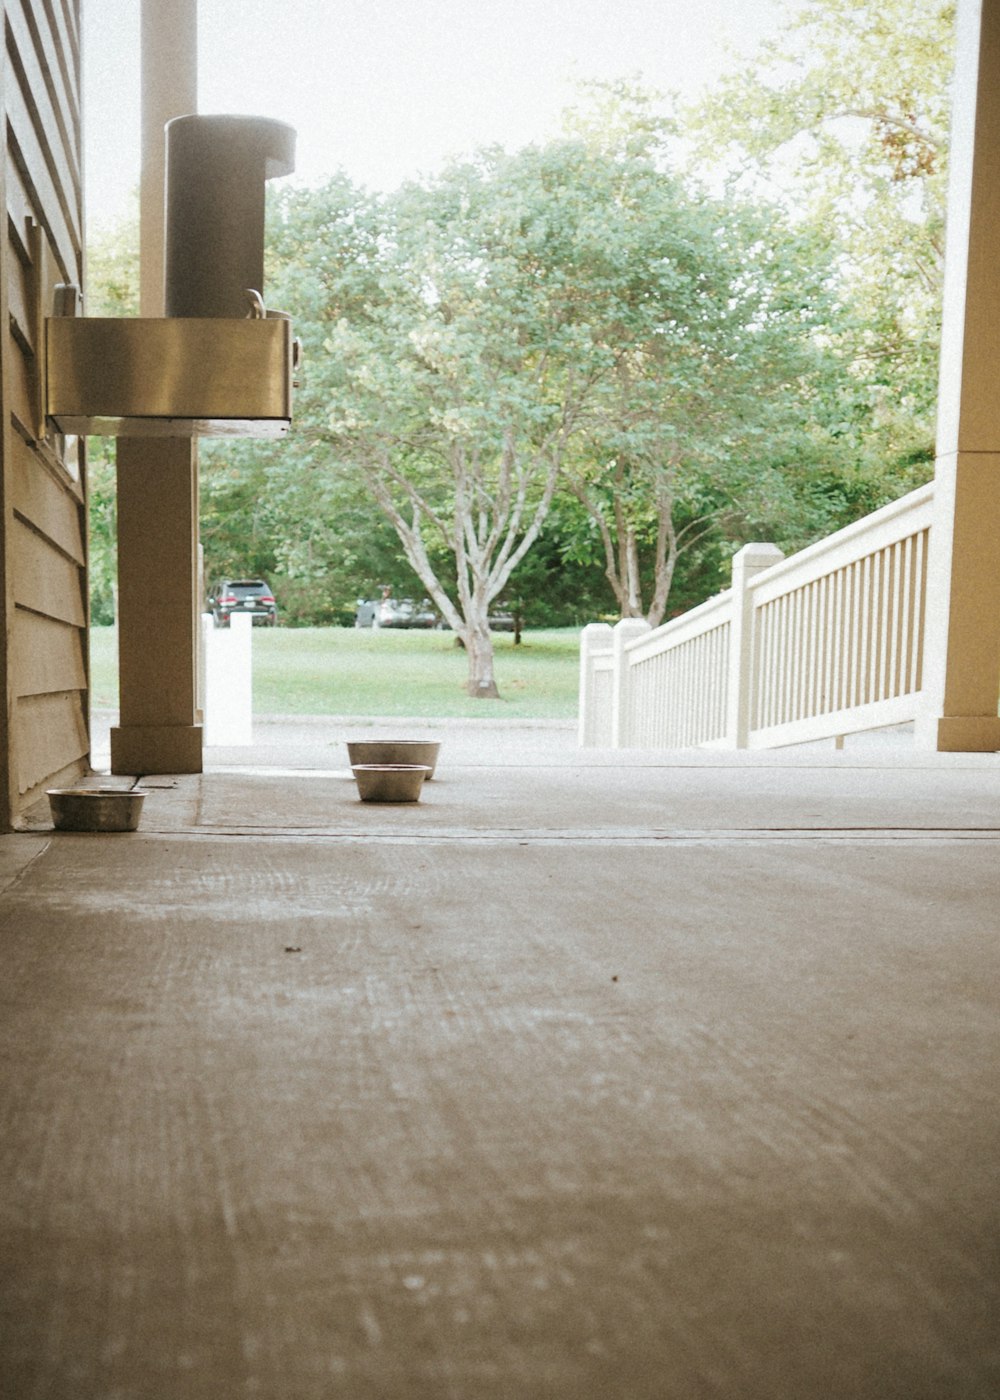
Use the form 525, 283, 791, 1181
917, 0, 1000, 751
111, 0, 201, 774
112, 439, 202, 774
724, 543, 785, 749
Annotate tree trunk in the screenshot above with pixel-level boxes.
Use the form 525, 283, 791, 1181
645, 493, 678, 629
463, 622, 500, 699
624, 527, 643, 616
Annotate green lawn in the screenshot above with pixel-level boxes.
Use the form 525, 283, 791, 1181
89, 625, 581, 719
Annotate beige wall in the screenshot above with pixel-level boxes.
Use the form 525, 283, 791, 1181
0, 0, 88, 829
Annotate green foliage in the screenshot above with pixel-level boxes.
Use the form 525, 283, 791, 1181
85, 201, 140, 316
87, 447, 117, 625
559, 90, 853, 621
262, 110, 872, 664
199, 421, 427, 626
86, 5, 952, 650
83, 210, 140, 623
269, 145, 738, 690
688, 0, 954, 481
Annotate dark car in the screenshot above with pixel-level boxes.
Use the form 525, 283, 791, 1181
355, 596, 437, 629
209, 578, 278, 627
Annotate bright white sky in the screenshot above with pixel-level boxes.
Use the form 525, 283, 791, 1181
83, 0, 785, 227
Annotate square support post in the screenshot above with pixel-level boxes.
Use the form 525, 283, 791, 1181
111, 0, 202, 774
610, 619, 651, 749
917, 0, 1000, 751
111, 437, 203, 774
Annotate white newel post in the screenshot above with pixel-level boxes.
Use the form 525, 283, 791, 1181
578, 623, 615, 747
202, 611, 253, 746
611, 618, 652, 749
724, 543, 785, 749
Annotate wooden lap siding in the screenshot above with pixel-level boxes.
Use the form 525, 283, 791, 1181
1, 0, 88, 828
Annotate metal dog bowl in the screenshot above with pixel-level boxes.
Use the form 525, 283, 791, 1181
351, 764, 431, 803
347, 739, 441, 778
47, 787, 149, 832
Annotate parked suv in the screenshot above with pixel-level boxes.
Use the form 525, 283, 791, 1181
208, 579, 278, 627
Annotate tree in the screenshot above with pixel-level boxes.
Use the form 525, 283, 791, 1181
269, 125, 857, 682
85, 203, 140, 316
199, 431, 416, 625
519, 81, 853, 627
326, 158, 579, 695
271, 151, 654, 695
557, 181, 844, 627
689, 0, 955, 480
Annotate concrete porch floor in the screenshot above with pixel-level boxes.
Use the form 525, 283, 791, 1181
1, 718, 998, 1398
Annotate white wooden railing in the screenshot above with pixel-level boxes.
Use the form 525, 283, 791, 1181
579, 483, 934, 750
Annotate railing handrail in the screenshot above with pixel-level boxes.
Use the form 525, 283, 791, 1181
579, 481, 936, 751
748, 483, 934, 600
623, 483, 934, 664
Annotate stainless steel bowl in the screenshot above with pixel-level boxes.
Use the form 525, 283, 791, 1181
351, 764, 431, 803
47, 787, 149, 832
346, 739, 441, 778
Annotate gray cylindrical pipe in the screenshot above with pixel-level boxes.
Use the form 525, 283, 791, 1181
164, 114, 295, 318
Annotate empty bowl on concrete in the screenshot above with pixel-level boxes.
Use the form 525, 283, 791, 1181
47, 787, 149, 832
351, 764, 431, 803
346, 739, 441, 778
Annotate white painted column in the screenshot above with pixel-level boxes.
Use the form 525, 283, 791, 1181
917, 0, 1000, 751
203, 612, 253, 746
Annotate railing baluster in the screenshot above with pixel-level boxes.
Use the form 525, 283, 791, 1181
828, 572, 839, 715
913, 528, 928, 692
837, 565, 849, 713
801, 576, 812, 716
858, 555, 871, 708
900, 534, 914, 698
755, 602, 769, 732
777, 592, 790, 726
766, 600, 779, 730
887, 541, 902, 699
791, 588, 802, 722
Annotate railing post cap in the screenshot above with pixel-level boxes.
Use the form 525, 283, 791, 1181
733, 542, 785, 566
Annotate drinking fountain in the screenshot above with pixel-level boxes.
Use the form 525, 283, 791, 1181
42, 114, 298, 440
